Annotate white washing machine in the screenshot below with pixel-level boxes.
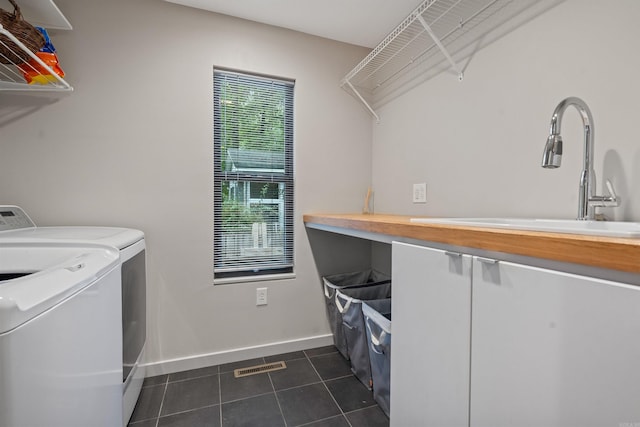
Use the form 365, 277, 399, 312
0, 206, 147, 426
0, 242, 123, 427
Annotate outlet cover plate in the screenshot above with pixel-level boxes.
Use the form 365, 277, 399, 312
256, 287, 268, 306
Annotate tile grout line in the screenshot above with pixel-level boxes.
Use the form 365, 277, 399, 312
342, 403, 382, 415
220, 389, 281, 405
294, 414, 346, 427
218, 365, 223, 427
153, 403, 220, 419
153, 372, 222, 424
166, 372, 219, 384
215, 377, 335, 406
135, 348, 384, 426
269, 377, 324, 393
267, 368, 289, 427
320, 379, 354, 427
154, 376, 169, 427
304, 350, 354, 427
324, 373, 357, 382
307, 347, 388, 424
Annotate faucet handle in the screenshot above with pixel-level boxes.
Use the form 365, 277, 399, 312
589, 179, 621, 208
605, 180, 617, 200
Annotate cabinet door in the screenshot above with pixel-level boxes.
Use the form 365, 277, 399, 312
471, 258, 640, 427
391, 242, 472, 427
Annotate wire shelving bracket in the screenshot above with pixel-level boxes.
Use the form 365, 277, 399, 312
341, 0, 563, 121
416, 14, 463, 81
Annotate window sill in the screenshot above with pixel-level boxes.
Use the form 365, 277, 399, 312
214, 272, 296, 285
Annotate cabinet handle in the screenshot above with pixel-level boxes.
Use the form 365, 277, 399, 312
444, 251, 462, 258
476, 256, 499, 265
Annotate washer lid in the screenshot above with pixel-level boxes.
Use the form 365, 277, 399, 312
0, 206, 144, 250
0, 226, 144, 250
0, 244, 119, 334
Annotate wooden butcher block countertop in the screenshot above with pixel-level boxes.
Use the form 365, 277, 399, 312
303, 213, 640, 275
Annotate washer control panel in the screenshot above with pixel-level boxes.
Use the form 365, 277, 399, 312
0, 206, 35, 232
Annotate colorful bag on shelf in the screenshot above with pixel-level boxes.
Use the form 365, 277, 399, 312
0, 0, 45, 64
17, 26, 65, 84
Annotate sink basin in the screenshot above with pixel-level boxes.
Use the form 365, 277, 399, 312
409, 217, 640, 238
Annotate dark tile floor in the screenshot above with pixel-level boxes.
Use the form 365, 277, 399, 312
128, 345, 389, 427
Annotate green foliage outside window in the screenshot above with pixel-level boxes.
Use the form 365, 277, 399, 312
217, 77, 286, 172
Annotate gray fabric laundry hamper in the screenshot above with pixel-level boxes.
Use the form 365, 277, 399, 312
363, 299, 392, 417
322, 270, 390, 360
335, 285, 391, 389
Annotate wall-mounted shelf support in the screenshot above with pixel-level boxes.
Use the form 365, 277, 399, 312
416, 14, 463, 81
345, 79, 380, 123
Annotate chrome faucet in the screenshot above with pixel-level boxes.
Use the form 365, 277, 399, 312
542, 97, 619, 220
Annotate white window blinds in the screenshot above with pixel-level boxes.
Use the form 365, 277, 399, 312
213, 69, 294, 279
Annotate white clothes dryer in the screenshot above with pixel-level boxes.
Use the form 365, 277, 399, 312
0, 206, 146, 426
0, 243, 122, 427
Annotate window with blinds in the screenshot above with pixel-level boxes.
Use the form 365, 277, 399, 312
213, 69, 294, 280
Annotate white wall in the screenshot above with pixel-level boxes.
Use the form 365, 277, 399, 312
0, 0, 372, 372
372, 0, 640, 222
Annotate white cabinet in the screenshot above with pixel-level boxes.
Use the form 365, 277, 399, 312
390, 242, 471, 427
471, 258, 640, 427
391, 242, 640, 426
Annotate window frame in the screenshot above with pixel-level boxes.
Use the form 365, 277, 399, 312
213, 68, 295, 283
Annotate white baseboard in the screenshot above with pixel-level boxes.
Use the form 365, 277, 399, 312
142, 334, 334, 377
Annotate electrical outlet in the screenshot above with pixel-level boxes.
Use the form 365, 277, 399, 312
256, 287, 268, 306
413, 183, 427, 203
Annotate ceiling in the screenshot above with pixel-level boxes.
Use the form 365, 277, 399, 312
164, 0, 425, 48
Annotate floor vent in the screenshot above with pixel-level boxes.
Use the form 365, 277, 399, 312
234, 361, 287, 378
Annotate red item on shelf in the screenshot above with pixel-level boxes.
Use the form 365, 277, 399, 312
18, 51, 65, 85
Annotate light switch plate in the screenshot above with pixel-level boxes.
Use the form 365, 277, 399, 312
413, 183, 427, 203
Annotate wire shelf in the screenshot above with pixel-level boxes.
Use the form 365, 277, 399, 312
0, 24, 72, 93
342, 0, 563, 120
